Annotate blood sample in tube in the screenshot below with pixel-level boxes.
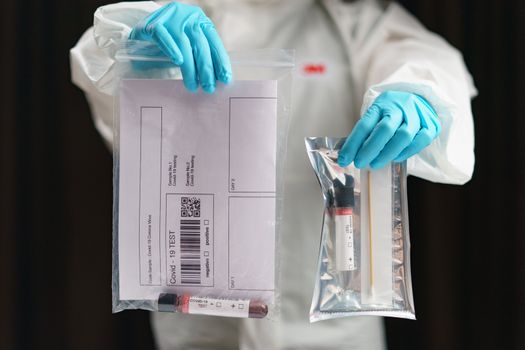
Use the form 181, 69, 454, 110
157, 293, 268, 319
333, 174, 356, 272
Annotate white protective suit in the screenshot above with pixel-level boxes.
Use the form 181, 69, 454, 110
70, 1, 476, 349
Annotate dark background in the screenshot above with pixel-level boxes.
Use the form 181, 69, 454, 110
1, 0, 524, 349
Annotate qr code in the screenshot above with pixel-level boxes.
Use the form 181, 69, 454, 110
181, 197, 201, 217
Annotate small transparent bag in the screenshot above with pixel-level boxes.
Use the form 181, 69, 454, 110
306, 137, 415, 321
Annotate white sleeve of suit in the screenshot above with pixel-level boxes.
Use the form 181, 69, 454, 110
356, 2, 476, 185
70, 1, 171, 148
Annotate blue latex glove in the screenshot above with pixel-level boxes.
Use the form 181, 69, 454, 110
130, 2, 232, 93
338, 91, 441, 169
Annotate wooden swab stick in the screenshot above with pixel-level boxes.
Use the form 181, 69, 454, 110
368, 170, 374, 294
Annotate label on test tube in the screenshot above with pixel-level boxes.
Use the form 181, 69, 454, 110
335, 207, 356, 271
183, 295, 250, 318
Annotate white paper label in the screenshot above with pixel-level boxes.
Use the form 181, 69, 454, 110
117, 80, 277, 303
187, 296, 250, 318
360, 166, 393, 306
335, 212, 356, 271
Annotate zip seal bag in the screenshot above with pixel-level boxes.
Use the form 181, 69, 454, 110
112, 40, 294, 319
306, 137, 415, 321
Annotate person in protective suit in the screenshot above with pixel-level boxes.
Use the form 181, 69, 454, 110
70, 1, 476, 349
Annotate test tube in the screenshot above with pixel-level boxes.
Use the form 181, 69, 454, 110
157, 293, 268, 319
333, 174, 356, 273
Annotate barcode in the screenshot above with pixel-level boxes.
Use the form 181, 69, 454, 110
180, 219, 201, 285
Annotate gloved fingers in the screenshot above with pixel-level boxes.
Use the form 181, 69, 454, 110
369, 100, 421, 169
354, 107, 403, 168
143, 2, 175, 26
172, 32, 199, 92
144, 3, 183, 65
414, 94, 441, 135
338, 104, 382, 167
395, 102, 440, 162
150, 24, 184, 65
186, 21, 215, 93
369, 121, 419, 169
394, 127, 436, 161
201, 22, 232, 84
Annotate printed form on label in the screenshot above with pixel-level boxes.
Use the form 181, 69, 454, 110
117, 80, 278, 308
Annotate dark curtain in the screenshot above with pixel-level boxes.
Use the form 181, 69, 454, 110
0, 1, 523, 349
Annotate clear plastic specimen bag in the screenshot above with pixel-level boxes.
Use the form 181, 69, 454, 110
112, 41, 294, 319
306, 137, 415, 321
